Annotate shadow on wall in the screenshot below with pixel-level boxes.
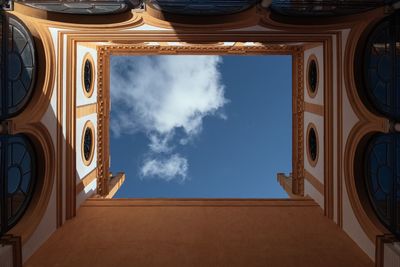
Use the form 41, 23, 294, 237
0, 12, 67, 263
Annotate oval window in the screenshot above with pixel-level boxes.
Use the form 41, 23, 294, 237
82, 121, 95, 165
307, 56, 318, 98
307, 124, 318, 166
82, 54, 95, 97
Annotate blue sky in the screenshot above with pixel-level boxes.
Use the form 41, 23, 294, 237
110, 55, 292, 198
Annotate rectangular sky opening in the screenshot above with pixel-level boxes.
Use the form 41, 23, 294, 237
110, 55, 292, 198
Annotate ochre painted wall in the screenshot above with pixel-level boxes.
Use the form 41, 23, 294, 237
26, 199, 373, 267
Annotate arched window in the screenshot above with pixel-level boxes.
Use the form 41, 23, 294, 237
363, 12, 400, 121
270, 0, 389, 17
22, 1, 133, 15
0, 16, 36, 120
147, 0, 258, 16
0, 135, 37, 235
365, 133, 400, 238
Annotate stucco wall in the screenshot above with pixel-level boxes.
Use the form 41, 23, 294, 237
304, 180, 324, 207
26, 199, 373, 267
76, 179, 97, 208
21, 27, 61, 263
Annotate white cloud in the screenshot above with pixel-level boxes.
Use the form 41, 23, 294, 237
141, 154, 188, 182
111, 55, 228, 182
148, 133, 174, 153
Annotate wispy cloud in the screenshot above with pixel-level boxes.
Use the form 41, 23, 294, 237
141, 154, 188, 182
110, 55, 227, 182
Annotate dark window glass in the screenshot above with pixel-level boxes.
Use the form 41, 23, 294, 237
84, 59, 93, 93
364, 12, 400, 120
147, 0, 257, 16
365, 133, 400, 238
308, 59, 317, 94
308, 127, 317, 161
24, 2, 129, 15
270, 0, 388, 17
0, 14, 4, 119
0, 135, 36, 235
1, 16, 36, 120
84, 127, 93, 161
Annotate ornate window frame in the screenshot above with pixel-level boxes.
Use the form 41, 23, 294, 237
81, 120, 95, 166
96, 43, 305, 196
306, 54, 319, 99
82, 53, 95, 98
306, 122, 319, 167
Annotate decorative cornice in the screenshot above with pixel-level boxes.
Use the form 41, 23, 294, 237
99, 42, 299, 55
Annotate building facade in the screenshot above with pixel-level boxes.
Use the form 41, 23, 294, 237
0, 0, 399, 266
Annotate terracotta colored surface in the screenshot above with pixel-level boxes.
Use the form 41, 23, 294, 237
26, 199, 373, 267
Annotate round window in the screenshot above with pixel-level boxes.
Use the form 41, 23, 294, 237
0, 134, 37, 234
82, 121, 95, 165
1, 17, 37, 120
307, 55, 318, 98
363, 13, 400, 120
307, 123, 319, 166
82, 54, 95, 97
364, 133, 400, 238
